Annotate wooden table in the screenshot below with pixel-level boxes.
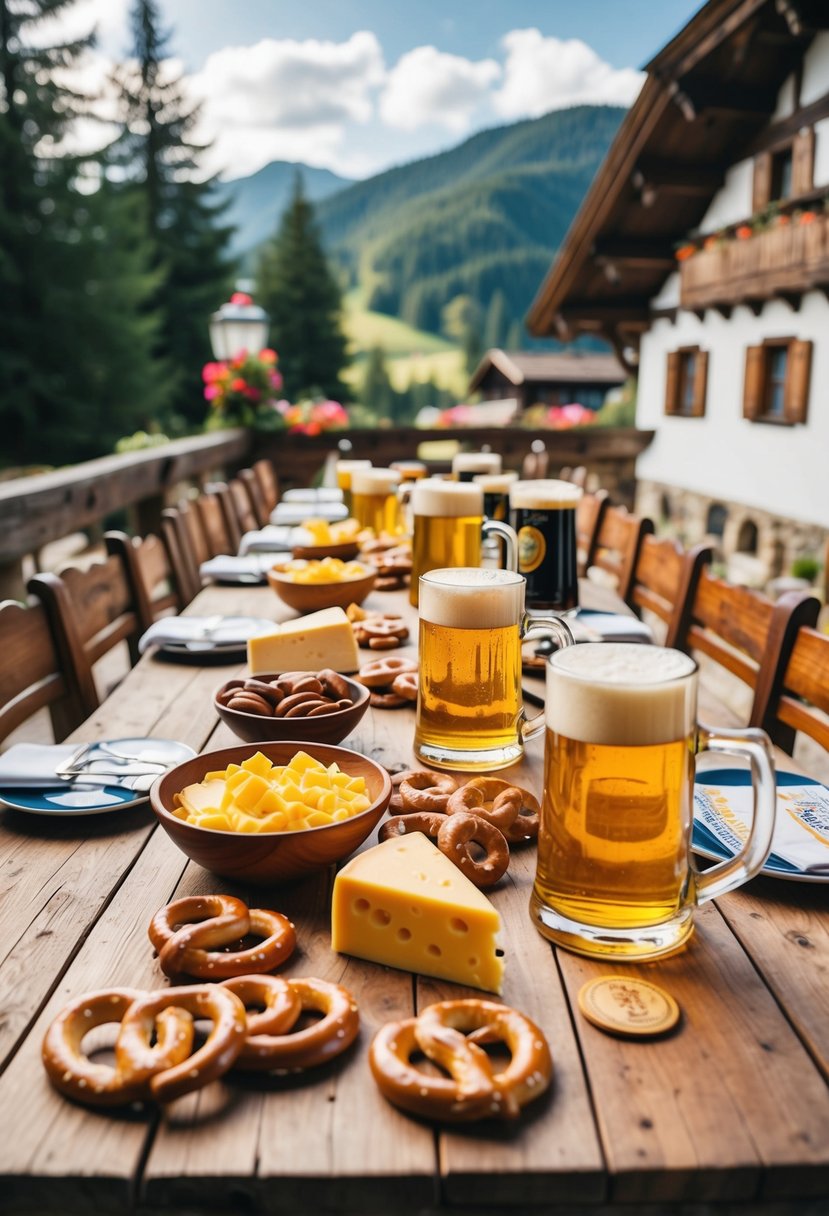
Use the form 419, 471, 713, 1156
1, 580, 828, 1215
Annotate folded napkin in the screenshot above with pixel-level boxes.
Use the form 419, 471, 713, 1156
270, 502, 349, 526
567, 609, 654, 644
0, 743, 83, 788
237, 527, 295, 556
282, 488, 344, 503
138, 615, 274, 654
198, 555, 276, 583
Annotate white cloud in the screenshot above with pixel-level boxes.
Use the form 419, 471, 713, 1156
28, 0, 131, 52
380, 46, 500, 133
493, 28, 644, 118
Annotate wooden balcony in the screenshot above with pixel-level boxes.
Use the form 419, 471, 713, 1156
679, 211, 829, 313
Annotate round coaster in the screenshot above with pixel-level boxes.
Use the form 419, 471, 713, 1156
578, 976, 680, 1038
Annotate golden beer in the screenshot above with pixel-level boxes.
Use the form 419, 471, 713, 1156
351, 467, 402, 536
335, 459, 371, 514
409, 480, 486, 607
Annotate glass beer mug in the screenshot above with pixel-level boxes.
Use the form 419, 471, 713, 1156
452, 451, 502, 482
350, 467, 402, 536
530, 643, 776, 960
509, 479, 581, 612
414, 567, 573, 771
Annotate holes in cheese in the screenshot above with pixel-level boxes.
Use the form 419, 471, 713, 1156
331, 833, 504, 994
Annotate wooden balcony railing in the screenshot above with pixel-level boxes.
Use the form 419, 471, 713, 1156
679, 211, 829, 312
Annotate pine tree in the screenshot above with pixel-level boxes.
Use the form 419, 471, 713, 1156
112, 0, 235, 429
360, 346, 395, 420
506, 319, 525, 351
257, 176, 349, 402
484, 289, 508, 351
0, 0, 163, 465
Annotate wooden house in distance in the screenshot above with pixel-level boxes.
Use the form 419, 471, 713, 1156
468, 350, 626, 412
526, 0, 829, 587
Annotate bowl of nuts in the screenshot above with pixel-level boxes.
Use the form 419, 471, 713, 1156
214, 669, 370, 746
267, 558, 376, 614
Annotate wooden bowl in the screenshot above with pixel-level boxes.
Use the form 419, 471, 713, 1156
213, 673, 369, 745
149, 741, 391, 883
290, 540, 360, 562
266, 564, 375, 613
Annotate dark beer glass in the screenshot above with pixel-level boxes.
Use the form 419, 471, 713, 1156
510, 479, 581, 611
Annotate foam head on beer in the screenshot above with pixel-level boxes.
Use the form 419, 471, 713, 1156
452, 452, 502, 478
510, 479, 583, 510
411, 478, 483, 517
419, 566, 524, 628
473, 472, 518, 494
350, 467, 401, 496
546, 643, 697, 746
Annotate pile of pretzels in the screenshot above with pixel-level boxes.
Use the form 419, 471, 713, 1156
347, 604, 410, 651
357, 655, 418, 708
380, 771, 540, 888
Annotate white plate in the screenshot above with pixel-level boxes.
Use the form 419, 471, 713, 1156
0, 738, 195, 816
693, 769, 829, 883
156, 617, 275, 658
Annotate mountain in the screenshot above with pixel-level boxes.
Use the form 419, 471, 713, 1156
216, 161, 351, 257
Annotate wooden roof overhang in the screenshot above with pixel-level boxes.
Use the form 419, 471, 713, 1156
526, 0, 829, 370
468, 350, 626, 392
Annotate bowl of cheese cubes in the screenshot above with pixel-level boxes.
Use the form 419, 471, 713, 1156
267, 557, 376, 614
150, 742, 391, 882
290, 517, 362, 561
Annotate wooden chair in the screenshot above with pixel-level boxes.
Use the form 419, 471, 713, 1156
223, 478, 259, 540
673, 568, 820, 734
0, 597, 86, 743
764, 625, 829, 754
575, 490, 609, 577
161, 498, 212, 603
239, 467, 271, 528
568, 465, 588, 490
160, 509, 201, 606
630, 536, 712, 647
585, 505, 654, 605
196, 486, 238, 557
251, 458, 280, 516
28, 554, 144, 717
105, 531, 185, 631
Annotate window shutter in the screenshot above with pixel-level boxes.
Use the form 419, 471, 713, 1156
791, 128, 815, 197
743, 346, 765, 420
752, 152, 772, 212
784, 339, 812, 423
664, 351, 680, 416
691, 350, 708, 417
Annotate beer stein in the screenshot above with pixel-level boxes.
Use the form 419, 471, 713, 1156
335, 459, 371, 514
350, 467, 402, 536
474, 471, 518, 524
409, 480, 518, 607
414, 567, 573, 771
530, 643, 776, 961
510, 479, 581, 612
452, 452, 502, 482
390, 460, 427, 483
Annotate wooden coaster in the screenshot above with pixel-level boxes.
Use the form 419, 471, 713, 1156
578, 976, 680, 1038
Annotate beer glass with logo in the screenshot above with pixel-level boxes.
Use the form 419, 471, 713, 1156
452, 452, 502, 482
530, 643, 776, 960
351, 467, 402, 536
410, 480, 518, 607
415, 567, 573, 771
510, 479, 581, 611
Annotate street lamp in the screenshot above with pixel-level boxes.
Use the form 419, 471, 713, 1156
209, 291, 269, 360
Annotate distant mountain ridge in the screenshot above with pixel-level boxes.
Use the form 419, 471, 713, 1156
216, 161, 351, 256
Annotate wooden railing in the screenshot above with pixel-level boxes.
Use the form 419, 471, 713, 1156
679, 212, 829, 312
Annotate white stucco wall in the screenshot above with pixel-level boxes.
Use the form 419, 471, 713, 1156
636, 33, 829, 530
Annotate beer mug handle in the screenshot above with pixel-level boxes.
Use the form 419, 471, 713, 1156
482, 520, 518, 572
519, 614, 574, 742
693, 725, 776, 905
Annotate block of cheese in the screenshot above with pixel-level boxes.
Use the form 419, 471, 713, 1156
247, 606, 359, 674
331, 833, 503, 993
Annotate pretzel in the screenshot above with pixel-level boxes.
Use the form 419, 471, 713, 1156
398, 770, 458, 814
391, 671, 418, 702
222, 975, 360, 1071
369, 999, 552, 1122
149, 896, 296, 980
359, 616, 408, 640
446, 777, 522, 833
502, 788, 541, 843
41, 984, 247, 1107
378, 811, 447, 843
358, 656, 418, 688
437, 812, 510, 888
369, 690, 408, 709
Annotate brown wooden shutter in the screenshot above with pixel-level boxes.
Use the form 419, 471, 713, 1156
743, 346, 765, 419
784, 339, 812, 423
752, 152, 772, 212
791, 128, 815, 198
691, 350, 708, 417
664, 351, 680, 416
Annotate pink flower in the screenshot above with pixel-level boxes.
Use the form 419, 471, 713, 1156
231, 377, 247, 392
230, 292, 253, 306
202, 361, 226, 383
259, 348, 278, 364
204, 384, 221, 401
269, 371, 283, 389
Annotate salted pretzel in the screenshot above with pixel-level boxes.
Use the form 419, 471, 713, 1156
357, 656, 417, 688
446, 777, 522, 833
391, 671, 418, 702
41, 983, 247, 1107
369, 999, 552, 1123
398, 770, 458, 815
149, 895, 296, 980
502, 788, 541, 843
437, 812, 510, 888
222, 974, 360, 1071
378, 811, 447, 844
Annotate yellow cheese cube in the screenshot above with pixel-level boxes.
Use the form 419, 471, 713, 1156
177, 779, 227, 816
241, 751, 274, 778
232, 773, 271, 813
331, 834, 504, 994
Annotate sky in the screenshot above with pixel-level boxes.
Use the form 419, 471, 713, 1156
48, 0, 706, 182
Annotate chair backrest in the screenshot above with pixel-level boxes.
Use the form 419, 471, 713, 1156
160, 508, 201, 606
575, 490, 609, 578
568, 465, 588, 490
239, 467, 270, 528
765, 625, 829, 753
631, 536, 712, 648
674, 568, 820, 736
161, 498, 212, 602
251, 458, 280, 515
0, 598, 86, 743
586, 505, 654, 604
105, 531, 184, 631
225, 477, 259, 537
196, 487, 237, 557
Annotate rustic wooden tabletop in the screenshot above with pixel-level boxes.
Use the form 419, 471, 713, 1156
1, 580, 827, 1215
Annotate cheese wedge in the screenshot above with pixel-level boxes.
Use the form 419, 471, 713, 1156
331, 833, 504, 993
247, 606, 360, 674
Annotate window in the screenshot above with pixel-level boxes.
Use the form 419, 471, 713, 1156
753, 128, 815, 210
743, 339, 812, 425
770, 147, 793, 202
664, 347, 708, 417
